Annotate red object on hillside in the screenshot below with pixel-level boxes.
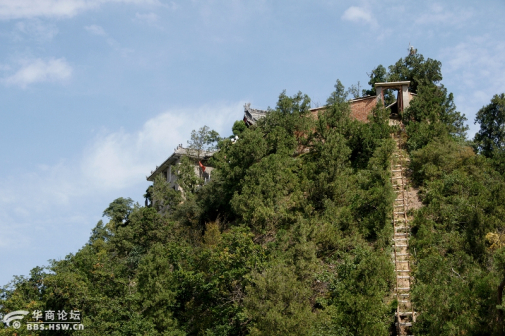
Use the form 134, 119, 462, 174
199, 161, 206, 172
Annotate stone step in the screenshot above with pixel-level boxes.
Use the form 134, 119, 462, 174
396, 312, 413, 315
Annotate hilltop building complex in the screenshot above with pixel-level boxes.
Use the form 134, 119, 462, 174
147, 81, 413, 185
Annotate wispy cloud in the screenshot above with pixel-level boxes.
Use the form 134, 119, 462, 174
80, 102, 243, 189
341, 6, 378, 28
3, 58, 72, 88
0, 0, 161, 20
14, 19, 59, 42
85, 24, 106, 36
415, 3, 473, 27
134, 12, 159, 25
84, 24, 133, 55
440, 35, 505, 136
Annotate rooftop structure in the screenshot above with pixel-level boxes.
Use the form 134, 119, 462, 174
243, 103, 268, 126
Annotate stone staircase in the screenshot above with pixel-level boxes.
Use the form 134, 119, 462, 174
391, 129, 416, 336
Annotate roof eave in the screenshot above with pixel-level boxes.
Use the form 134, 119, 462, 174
146, 152, 179, 181
374, 81, 411, 88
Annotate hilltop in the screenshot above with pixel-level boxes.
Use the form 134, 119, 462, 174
1, 53, 505, 336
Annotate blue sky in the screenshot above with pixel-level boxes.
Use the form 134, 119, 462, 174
0, 0, 504, 285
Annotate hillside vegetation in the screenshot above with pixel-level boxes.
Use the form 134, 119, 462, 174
2, 54, 504, 336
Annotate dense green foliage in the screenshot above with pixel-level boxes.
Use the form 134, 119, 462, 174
408, 139, 505, 335
2, 53, 505, 335
474, 93, 505, 175
396, 75, 505, 333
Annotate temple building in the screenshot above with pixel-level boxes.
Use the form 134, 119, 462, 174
146, 144, 215, 190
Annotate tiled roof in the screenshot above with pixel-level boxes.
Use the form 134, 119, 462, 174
243, 103, 268, 125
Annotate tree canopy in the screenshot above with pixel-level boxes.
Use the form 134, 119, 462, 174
474, 93, 505, 157
187, 125, 220, 159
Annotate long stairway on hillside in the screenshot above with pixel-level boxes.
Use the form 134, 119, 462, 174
391, 128, 416, 336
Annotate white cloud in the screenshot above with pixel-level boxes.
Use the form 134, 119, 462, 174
81, 102, 243, 189
14, 19, 59, 41
440, 35, 505, 136
3, 58, 72, 88
341, 6, 377, 28
0, 0, 160, 20
85, 24, 106, 36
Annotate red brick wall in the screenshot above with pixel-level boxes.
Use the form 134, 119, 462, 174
309, 96, 377, 123
349, 96, 377, 123
310, 107, 324, 120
